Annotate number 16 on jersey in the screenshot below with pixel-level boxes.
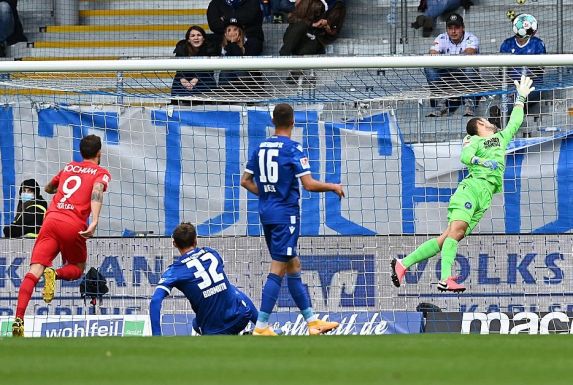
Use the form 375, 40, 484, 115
258, 148, 278, 192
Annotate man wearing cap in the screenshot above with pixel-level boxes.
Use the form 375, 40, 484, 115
425, 12, 480, 117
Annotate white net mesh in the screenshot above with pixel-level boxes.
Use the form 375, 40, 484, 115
1, 56, 573, 336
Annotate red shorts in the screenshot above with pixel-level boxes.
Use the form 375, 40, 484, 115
30, 218, 87, 267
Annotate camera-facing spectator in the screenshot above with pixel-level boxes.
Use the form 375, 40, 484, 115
171, 26, 218, 99
424, 13, 480, 117
3, 179, 47, 238
207, 0, 264, 56
218, 21, 249, 86
0, 1, 27, 57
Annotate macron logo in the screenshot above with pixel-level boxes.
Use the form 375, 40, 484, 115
289, 226, 295, 234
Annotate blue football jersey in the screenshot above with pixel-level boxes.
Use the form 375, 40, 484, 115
245, 135, 311, 224
500, 36, 546, 80
157, 246, 248, 335
500, 36, 546, 55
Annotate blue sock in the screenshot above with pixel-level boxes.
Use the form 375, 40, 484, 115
287, 272, 313, 319
259, 273, 283, 317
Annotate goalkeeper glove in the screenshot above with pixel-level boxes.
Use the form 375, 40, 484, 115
514, 74, 535, 104
471, 156, 498, 170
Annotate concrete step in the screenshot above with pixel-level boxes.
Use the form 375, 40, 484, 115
8, 45, 175, 58
31, 40, 178, 49
80, 14, 207, 25
78, 0, 211, 10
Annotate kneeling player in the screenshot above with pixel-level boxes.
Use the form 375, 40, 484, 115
391, 75, 535, 292
150, 222, 258, 335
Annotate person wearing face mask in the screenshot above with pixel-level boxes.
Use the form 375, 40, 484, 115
3, 179, 47, 238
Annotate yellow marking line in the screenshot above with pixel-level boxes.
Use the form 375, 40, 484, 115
80, 9, 206, 17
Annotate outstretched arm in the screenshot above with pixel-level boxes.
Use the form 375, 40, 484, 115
150, 288, 169, 336
300, 175, 345, 198
500, 75, 535, 145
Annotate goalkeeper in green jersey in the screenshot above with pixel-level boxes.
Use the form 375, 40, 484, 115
391, 75, 535, 293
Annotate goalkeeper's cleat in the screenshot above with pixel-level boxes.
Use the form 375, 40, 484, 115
42, 267, 56, 304
253, 326, 278, 336
391, 258, 407, 287
307, 319, 339, 335
437, 276, 466, 293
12, 317, 24, 337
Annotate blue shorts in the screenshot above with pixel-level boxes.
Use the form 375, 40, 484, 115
262, 222, 300, 262
193, 290, 258, 335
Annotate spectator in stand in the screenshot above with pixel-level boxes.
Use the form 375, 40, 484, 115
3, 179, 47, 238
412, 0, 472, 38
425, 13, 479, 117
171, 26, 218, 101
316, 0, 346, 46
218, 21, 248, 86
279, 0, 327, 84
0, 1, 27, 57
492, 14, 546, 135
279, 0, 326, 56
207, 0, 264, 56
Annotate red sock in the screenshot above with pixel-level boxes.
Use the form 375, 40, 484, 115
56, 264, 83, 281
16, 273, 40, 319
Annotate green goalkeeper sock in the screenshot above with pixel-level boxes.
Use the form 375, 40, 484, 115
440, 237, 459, 281
402, 238, 440, 269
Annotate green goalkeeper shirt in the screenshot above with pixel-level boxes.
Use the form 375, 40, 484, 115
459, 107, 525, 195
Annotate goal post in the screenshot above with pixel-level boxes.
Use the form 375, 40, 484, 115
1, 55, 573, 336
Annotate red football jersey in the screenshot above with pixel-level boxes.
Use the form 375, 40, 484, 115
45, 161, 111, 228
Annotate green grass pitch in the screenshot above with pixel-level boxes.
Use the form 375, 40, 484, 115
2, 335, 572, 385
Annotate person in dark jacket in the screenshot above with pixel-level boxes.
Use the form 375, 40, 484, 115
317, 0, 346, 46
0, 1, 27, 57
207, 0, 264, 56
218, 21, 248, 86
3, 179, 47, 238
279, 0, 326, 56
171, 25, 218, 99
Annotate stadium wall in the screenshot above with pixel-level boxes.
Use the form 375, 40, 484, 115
1, 234, 572, 336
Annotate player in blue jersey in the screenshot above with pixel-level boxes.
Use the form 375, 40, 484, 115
240, 103, 345, 336
149, 222, 258, 336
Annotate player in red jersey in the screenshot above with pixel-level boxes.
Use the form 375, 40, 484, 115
12, 134, 111, 337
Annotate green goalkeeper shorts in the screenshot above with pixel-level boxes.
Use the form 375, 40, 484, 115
448, 177, 494, 235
